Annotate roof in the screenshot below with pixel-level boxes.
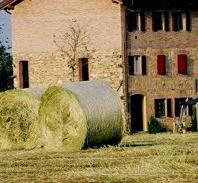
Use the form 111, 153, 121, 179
0, 0, 22, 9
1, 0, 198, 10
123, 0, 198, 10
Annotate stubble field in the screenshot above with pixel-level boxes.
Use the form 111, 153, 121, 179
0, 133, 198, 183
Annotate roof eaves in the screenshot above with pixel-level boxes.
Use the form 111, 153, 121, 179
0, 0, 21, 9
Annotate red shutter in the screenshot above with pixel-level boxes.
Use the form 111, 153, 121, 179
178, 54, 187, 74
157, 55, 166, 75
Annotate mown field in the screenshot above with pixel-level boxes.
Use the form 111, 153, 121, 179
0, 133, 198, 183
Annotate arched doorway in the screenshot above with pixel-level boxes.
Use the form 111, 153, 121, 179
130, 94, 146, 133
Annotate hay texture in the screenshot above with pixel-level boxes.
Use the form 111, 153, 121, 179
39, 81, 124, 151
0, 89, 45, 151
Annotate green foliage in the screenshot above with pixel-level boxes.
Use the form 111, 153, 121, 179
0, 45, 14, 91
148, 116, 167, 134
0, 24, 14, 91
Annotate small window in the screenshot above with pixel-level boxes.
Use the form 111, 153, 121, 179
127, 12, 137, 32
178, 54, 187, 75
128, 56, 146, 76
157, 55, 166, 75
172, 12, 183, 31
152, 12, 163, 31
167, 99, 172, 117
196, 78, 198, 93
127, 11, 146, 32
140, 12, 146, 32
79, 58, 89, 81
186, 12, 191, 31
172, 12, 190, 31
155, 98, 172, 118
19, 61, 29, 88
155, 99, 165, 118
188, 98, 193, 116
175, 98, 187, 117
164, 12, 170, 31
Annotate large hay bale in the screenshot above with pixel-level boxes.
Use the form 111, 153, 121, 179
0, 89, 45, 151
39, 81, 124, 151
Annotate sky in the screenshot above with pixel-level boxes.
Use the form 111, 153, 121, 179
0, 10, 12, 50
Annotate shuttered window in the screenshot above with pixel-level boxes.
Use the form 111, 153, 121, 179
155, 99, 165, 118
127, 12, 137, 32
127, 11, 146, 32
186, 12, 191, 31
140, 12, 146, 31
172, 12, 183, 31
167, 99, 172, 117
153, 12, 163, 31
164, 12, 170, 31
157, 55, 166, 75
155, 98, 172, 118
142, 56, 147, 75
128, 56, 147, 76
178, 54, 187, 75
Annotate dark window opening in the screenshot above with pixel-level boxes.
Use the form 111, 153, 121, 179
155, 99, 165, 118
142, 56, 147, 75
152, 12, 163, 31
186, 12, 191, 31
196, 78, 198, 93
178, 54, 187, 75
127, 11, 146, 32
167, 98, 172, 117
79, 58, 89, 81
172, 12, 183, 31
19, 61, 29, 88
175, 98, 187, 117
164, 12, 170, 31
157, 55, 166, 75
140, 12, 146, 31
128, 56, 147, 76
188, 98, 193, 116
127, 12, 138, 32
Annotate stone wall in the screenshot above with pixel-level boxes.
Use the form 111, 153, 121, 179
12, 0, 124, 96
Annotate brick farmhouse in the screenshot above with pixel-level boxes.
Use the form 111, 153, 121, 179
1, 0, 198, 133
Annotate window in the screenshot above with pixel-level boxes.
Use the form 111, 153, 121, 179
155, 98, 172, 118
153, 12, 163, 31
172, 12, 182, 31
188, 98, 193, 116
128, 56, 146, 76
155, 99, 165, 118
152, 12, 170, 32
164, 12, 170, 31
178, 54, 187, 75
196, 78, 198, 93
175, 98, 189, 117
79, 58, 89, 81
172, 12, 191, 31
157, 55, 166, 75
186, 12, 191, 31
167, 99, 172, 117
19, 61, 29, 88
127, 11, 146, 32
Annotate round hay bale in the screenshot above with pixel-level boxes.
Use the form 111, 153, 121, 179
39, 81, 124, 151
0, 89, 44, 151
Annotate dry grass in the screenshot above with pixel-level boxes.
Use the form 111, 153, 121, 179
0, 133, 198, 183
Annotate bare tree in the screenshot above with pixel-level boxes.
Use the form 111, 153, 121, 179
53, 20, 89, 81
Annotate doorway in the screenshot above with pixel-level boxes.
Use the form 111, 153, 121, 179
130, 94, 145, 132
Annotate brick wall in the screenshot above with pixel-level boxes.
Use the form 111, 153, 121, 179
128, 12, 198, 130
12, 0, 124, 96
